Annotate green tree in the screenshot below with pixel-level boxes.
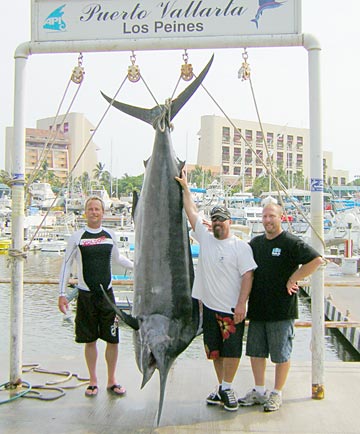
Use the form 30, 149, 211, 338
93, 162, 105, 181
292, 170, 305, 189
0, 170, 12, 187
250, 173, 269, 197
188, 165, 212, 189
77, 171, 91, 194
117, 173, 144, 196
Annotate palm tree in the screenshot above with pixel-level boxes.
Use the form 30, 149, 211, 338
0, 170, 12, 187
93, 162, 105, 181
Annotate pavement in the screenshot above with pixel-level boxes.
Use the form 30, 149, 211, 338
0, 350, 359, 433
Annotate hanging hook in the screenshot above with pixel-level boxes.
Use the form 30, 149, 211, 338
71, 52, 85, 84
181, 49, 193, 81
128, 51, 141, 83
238, 48, 251, 81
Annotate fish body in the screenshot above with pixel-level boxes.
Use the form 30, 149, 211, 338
101, 55, 213, 424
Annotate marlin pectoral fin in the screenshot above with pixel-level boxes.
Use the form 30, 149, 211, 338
117, 308, 140, 330
100, 285, 139, 330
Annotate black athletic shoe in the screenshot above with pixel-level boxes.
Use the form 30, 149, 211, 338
219, 388, 239, 411
206, 386, 222, 405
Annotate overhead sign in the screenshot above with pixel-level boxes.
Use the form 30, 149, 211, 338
31, 0, 301, 42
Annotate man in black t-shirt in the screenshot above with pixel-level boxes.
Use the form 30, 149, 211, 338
58, 196, 133, 397
239, 203, 323, 412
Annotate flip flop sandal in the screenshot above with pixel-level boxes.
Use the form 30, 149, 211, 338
107, 384, 126, 396
85, 385, 98, 397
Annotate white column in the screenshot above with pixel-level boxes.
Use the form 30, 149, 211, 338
9, 53, 28, 385
306, 35, 325, 399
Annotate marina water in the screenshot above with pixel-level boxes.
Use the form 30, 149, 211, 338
0, 251, 358, 371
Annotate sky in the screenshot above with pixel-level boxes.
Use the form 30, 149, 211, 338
1, 1, 359, 181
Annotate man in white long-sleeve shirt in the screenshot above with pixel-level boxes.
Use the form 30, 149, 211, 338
58, 196, 133, 397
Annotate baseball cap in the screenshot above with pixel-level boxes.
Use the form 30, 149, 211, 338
210, 206, 231, 220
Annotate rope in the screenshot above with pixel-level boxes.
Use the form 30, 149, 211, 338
241, 50, 326, 248
26, 53, 85, 191
24, 72, 129, 251
0, 364, 89, 404
0, 381, 31, 405
194, 50, 326, 249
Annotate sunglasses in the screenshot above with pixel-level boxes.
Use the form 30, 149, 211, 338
211, 215, 228, 222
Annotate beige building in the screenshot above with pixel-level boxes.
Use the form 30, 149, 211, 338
6, 127, 70, 180
195, 115, 348, 189
6, 113, 98, 181
323, 151, 348, 186
36, 113, 98, 179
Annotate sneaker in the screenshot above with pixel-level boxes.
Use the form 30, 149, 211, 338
219, 388, 239, 411
263, 392, 282, 412
206, 386, 222, 405
238, 389, 269, 406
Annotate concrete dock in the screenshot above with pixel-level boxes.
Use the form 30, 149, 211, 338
1, 261, 359, 433
1, 352, 359, 433
302, 267, 360, 353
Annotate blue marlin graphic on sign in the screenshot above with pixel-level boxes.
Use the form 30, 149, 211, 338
252, 0, 285, 28
43, 5, 67, 31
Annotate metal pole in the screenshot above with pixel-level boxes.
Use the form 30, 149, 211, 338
305, 34, 325, 399
9, 53, 28, 386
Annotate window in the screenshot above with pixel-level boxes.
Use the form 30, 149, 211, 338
256, 150, 263, 165
233, 167, 241, 176
245, 149, 252, 164
222, 127, 230, 143
287, 153, 292, 168
256, 130, 263, 144
63, 122, 69, 133
222, 165, 229, 175
267, 132, 274, 147
222, 146, 230, 162
234, 129, 241, 144
245, 129, 252, 141
233, 147, 241, 164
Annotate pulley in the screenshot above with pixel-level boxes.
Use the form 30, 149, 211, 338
238, 49, 251, 81
181, 50, 193, 81
71, 53, 85, 84
128, 51, 141, 82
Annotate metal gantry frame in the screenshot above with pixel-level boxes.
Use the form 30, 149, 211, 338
10, 34, 325, 397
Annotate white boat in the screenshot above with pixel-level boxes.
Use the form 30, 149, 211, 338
38, 238, 67, 253
29, 182, 56, 209
89, 186, 112, 211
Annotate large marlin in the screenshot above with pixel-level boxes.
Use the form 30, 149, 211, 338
101, 55, 213, 424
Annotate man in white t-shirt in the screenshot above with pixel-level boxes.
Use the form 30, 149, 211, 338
176, 169, 257, 412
